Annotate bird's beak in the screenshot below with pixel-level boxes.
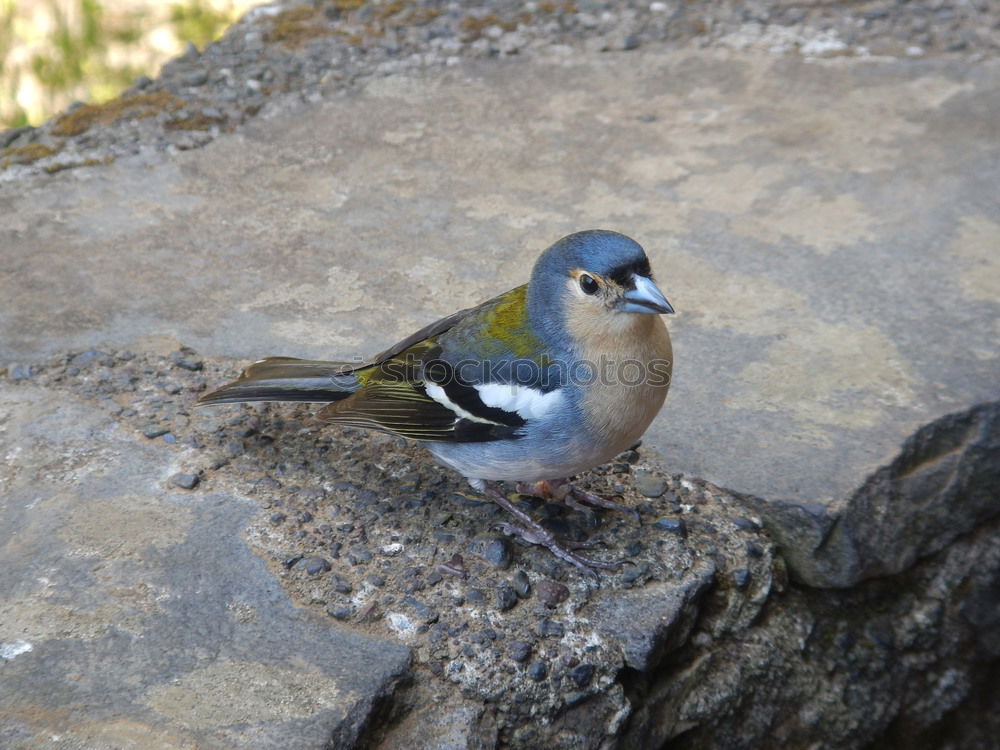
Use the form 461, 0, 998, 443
619, 274, 674, 314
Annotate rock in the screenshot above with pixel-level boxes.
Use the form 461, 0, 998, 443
170, 472, 199, 489
496, 585, 518, 612
633, 472, 668, 498
508, 641, 531, 663
302, 556, 331, 575
8, 364, 38, 380
511, 570, 531, 598
527, 660, 548, 682
468, 535, 513, 569
536, 580, 569, 606
653, 517, 687, 537
569, 663, 595, 688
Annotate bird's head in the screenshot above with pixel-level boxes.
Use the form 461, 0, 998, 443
528, 230, 673, 345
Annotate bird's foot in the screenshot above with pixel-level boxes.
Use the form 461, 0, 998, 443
484, 483, 620, 578
516, 478, 640, 523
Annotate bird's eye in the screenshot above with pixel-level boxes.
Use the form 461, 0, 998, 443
579, 274, 599, 295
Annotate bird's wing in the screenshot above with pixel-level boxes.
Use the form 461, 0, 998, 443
318, 285, 558, 443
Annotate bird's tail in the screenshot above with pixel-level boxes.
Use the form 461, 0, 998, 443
198, 357, 361, 405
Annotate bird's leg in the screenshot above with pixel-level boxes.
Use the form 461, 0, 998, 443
480, 482, 620, 578
517, 478, 640, 522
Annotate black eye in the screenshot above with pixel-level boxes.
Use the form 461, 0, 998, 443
579, 274, 599, 295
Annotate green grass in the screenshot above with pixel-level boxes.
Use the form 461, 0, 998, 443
1, 0, 248, 130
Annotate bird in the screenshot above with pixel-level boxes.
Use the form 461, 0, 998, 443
198, 229, 674, 576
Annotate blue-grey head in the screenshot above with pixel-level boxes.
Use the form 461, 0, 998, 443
527, 230, 673, 344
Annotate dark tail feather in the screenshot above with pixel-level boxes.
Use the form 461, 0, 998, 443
198, 357, 360, 405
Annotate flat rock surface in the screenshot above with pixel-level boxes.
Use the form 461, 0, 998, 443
0, 380, 412, 748
3, 48, 998, 507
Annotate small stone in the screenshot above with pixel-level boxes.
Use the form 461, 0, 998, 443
496, 585, 518, 612
653, 518, 687, 537
174, 358, 203, 372
170, 472, 199, 490
162, 433, 177, 444
569, 663, 595, 688
465, 588, 486, 605
326, 604, 351, 620
471, 536, 513, 569
621, 563, 649, 584
8, 364, 39, 380
143, 425, 169, 439
367, 574, 386, 588
618, 449, 640, 464
71, 350, 106, 368
512, 570, 531, 598
537, 618, 565, 638
348, 547, 372, 565
536, 580, 569, 606
509, 640, 531, 663
269, 513, 287, 525
633, 473, 668, 498
403, 596, 438, 624
302, 557, 331, 576
185, 70, 209, 86
331, 576, 352, 594
527, 660, 548, 681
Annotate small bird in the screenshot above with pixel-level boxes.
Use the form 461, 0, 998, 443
199, 230, 674, 575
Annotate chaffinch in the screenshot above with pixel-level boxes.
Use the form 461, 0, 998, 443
199, 230, 674, 575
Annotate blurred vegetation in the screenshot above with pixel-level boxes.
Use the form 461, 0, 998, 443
0, 0, 258, 130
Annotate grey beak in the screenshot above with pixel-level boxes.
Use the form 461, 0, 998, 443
619, 274, 674, 314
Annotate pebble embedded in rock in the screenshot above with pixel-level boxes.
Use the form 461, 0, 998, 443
536, 580, 569, 606
621, 563, 650, 584
537, 618, 565, 638
527, 660, 548, 681
496, 585, 518, 612
143, 425, 169, 439
512, 570, 531, 598
508, 640, 531, 663
69, 350, 101, 367
569, 663, 595, 688
326, 604, 351, 620
471, 536, 513, 569
9, 364, 39, 380
653, 517, 687, 537
170, 472, 199, 489
633, 473, 668, 498
403, 596, 438, 624
174, 358, 203, 372
302, 556, 331, 575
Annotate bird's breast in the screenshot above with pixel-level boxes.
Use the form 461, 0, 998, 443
575, 314, 673, 459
